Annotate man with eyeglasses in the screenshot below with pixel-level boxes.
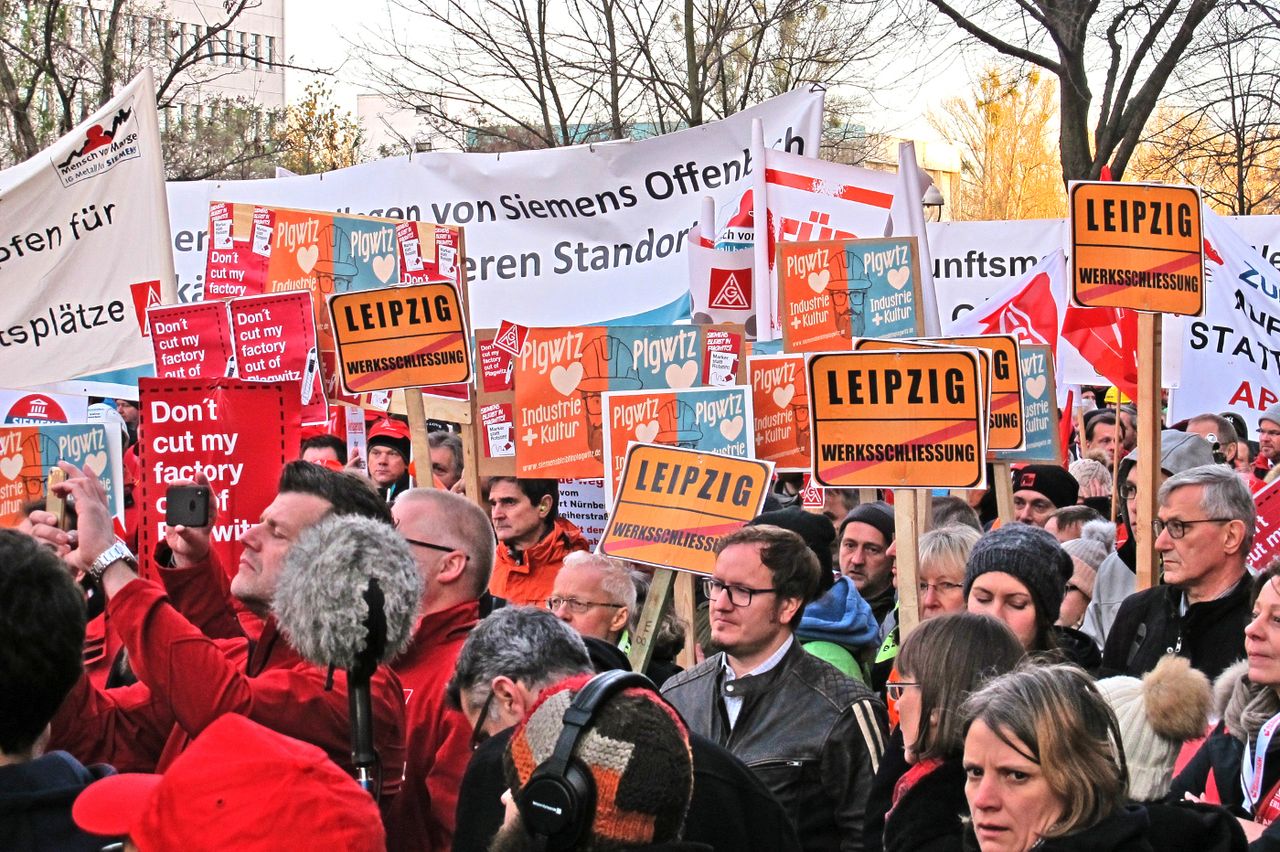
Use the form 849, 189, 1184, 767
662, 524, 888, 852
1256, 402, 1280, 481
546, 551, 634, 646
386, 488, 495, 852
1101, 464, 1255, 680
1082, 429, 1215, 648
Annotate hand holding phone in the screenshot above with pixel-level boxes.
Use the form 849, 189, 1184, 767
166, 484, 211, 528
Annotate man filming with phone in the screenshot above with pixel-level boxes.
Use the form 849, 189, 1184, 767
21, 460, 409, 797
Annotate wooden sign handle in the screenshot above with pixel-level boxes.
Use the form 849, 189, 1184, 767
1135, 313, 1162, 590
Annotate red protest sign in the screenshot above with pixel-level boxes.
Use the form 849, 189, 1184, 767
147, 302, 234, 379
1250, 478, 1280, 572
137, 379, 300, 581
230, 291, 326, 424
205, 202, 270, 299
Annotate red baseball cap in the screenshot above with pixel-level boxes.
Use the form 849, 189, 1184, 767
73, 714, 384, 852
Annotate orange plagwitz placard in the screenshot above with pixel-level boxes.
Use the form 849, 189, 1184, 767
1070, 181, 1204, 316
328, 283, 471, 393
599, 443, 773, 575
808, 349, 986, 489
748, 353, 810, 471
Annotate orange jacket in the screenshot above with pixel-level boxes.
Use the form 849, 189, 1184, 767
489, 517, 589, 606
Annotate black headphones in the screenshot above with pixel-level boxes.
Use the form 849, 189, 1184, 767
515, 669, 656, 851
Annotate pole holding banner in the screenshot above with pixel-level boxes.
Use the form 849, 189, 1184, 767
992, 462, 1014, 526
894, 491, 924, 639
626, 567, 676, 675
1135, 314, 1163, 590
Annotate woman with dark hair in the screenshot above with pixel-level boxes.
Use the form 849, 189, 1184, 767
878, 613, 1025, 852
964, 525, 1101, 670
962, 663, 1150, 851
1171, 561, 1280, 847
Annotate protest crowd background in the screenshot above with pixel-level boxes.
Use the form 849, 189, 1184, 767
9, 14, 1280, 851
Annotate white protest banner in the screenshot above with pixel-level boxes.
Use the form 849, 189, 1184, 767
558, 479, 608, 549
2, 71, 174, 386
164, 89, 824, 329
1168, 211, 1280, 432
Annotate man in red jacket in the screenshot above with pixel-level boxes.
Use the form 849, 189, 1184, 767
28, 461, 407, 798
487, 477, 588, 606
385, 487, 493, 851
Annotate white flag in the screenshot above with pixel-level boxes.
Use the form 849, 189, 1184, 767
0, 70, 174, 386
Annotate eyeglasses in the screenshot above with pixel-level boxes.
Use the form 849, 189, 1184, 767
1119, 483, 1139, 500
402, 536, 458, 554
886, 682, 917, 701
917, 581, 964, 596
470, 688, 496, 751
1152, 517, 1233, 539
701, 577, 778, 607
545, 596, 624, 614
1261, 427, 1280, 438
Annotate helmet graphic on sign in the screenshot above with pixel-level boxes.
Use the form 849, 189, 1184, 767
578, 336, 643, 459
654, 400, 703, 449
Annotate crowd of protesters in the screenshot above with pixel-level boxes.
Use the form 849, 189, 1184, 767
8, 389, 1280, 851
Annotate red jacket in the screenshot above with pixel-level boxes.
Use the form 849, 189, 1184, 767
49, 563, 406, 797
385, 599, 479, 852
489, 517, 589, 606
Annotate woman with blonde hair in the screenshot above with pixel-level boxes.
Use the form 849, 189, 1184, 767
961, 663, 1150, 851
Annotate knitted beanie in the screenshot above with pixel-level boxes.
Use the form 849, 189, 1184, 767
1263, 402, 1280, 430
1012, 464, 1079, 509
750, 506, 836, 583
1061, 520, 1117, 571
1096, 656, 1211, 802
964, 524, 1072, 626
504, 674, 694, 850
839, 501, 895, 544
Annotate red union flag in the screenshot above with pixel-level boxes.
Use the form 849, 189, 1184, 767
688, 223, 755, 330
749, 124, 898, 339
709, 268, 751, 310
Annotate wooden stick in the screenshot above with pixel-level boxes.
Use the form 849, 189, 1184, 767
894, 489, 923, 639
992, 461, 1014, 526
402, 388, 435, 489
674, 571, 699, 669
858, 488, 878, 506
1135, 313, 1163, 591
627, 568, 675, 675
1110, 394, 1123, 523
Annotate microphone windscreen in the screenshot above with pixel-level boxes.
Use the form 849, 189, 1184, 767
274, 515, 422, 670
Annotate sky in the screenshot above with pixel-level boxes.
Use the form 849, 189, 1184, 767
280, 0, 972, 146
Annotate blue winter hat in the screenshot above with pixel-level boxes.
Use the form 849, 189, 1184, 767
795, 576, 879, 648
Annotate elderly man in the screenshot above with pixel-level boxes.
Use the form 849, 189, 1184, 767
29, 461, 407, 794
386, 488, 494, 852
447, 607, 801, 852
1101, 464, 1254, 679
426, 430, 464, 491
546, 551, 635, 646
1011, 464, 1079, 527
663, 525, 888, 852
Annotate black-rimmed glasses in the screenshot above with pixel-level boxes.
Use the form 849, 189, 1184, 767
701, 577, 778, 607
1153, 517, 1233, 539
470, 689, 496, 750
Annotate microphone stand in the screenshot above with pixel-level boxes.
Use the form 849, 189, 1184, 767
349, 578, 387, 798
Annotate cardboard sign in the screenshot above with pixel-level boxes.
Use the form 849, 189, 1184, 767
779, 237, 923, 352
1250, 478, 1280, 572
231, 291, 327, 424
0, 424, 124, 527
602, 386, 755, 498
807, 349, 986, 489
328, 282, 471, 394
853, 335, 1023, 452
993, 345, 1061, 463
748, 354, 810, 471
0, 390, 87, 424
1070, 181, 1204, 316
511, 325, 745, 479
148, 301, 235, 379
137, 379, 300, 580
598, 443, 773, 575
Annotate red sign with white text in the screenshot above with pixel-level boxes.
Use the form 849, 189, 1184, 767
148, 302, 235, 380
229, 291, 326, 424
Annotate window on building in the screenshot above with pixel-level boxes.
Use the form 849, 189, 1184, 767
265, 35, 276, 68
252, 33, 262, 67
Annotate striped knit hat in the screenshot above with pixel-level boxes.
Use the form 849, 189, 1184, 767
503, 674, 694, 850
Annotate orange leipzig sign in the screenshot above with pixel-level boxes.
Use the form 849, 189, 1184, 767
1070, 181, 1204, 316
328, 283, 471, 393
808, 349, 986, 489
599, 444, 773, 575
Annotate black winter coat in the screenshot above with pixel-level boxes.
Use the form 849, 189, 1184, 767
882, 758, 966, 852
1171, 721, 1280, 851
962, 805, 1153, 852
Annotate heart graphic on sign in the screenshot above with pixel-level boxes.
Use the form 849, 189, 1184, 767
772, 384, 795, 408
636, 419, 660, 443
296, 244, 319, 273
372, 254, 396, 283
720, 416, 744, 441
83, 452, 107, 477
665, 360, 698, 388
1025, 375, 1047, 398
550, 363, 584, 396
807, 269, 831, 294
0, 454, 21, 480
887, 266, 910, 290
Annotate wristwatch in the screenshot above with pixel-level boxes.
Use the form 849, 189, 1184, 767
87, 539, 138, 584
